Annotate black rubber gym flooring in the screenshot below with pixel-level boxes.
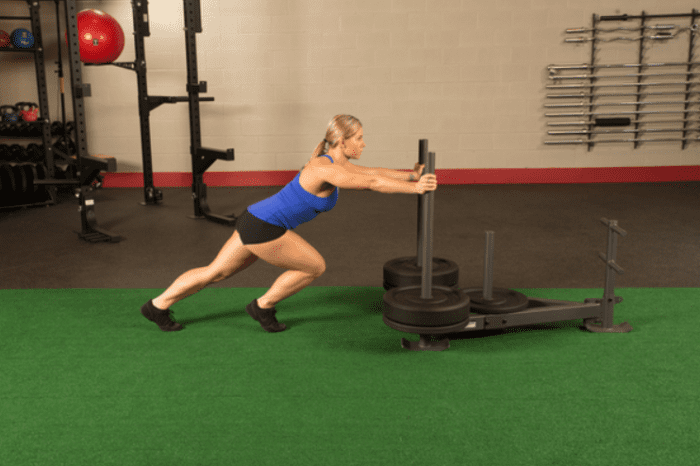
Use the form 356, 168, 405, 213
1, 181, 698, 290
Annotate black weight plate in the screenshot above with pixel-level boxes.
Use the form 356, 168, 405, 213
9, 144, 24, 162
462, 288, 529, 315
383, 285, 470, 327
382, 314, 472, 335
51, 121, 63, 135
26, 143, 42, 163
0, 165, 6, 205
11, 165, 27, 198
34, 163, 48, 199
0, 163, 16, 202
384, 256, 459, 290
20, 163, 37, 194
35, 163, 47, 180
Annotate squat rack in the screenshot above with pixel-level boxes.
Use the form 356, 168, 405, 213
87, 0, 236, 225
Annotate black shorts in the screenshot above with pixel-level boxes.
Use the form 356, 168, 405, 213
236, 209, 288, 245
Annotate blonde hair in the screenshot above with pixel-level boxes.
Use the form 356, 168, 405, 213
310, 114, 362, 161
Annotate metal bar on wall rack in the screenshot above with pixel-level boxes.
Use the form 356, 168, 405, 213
547, 81, 697, 89
599, 13, 698, 20
545, 100, 700, 108
548, 61, 700, 71
549, 127, 699, 136
548, 117, 699, 126
546, 109, 700, 117
550, 71, 700, 80
547, 90, 700, 98
545, 136, 700, 145
565, 24, 677, 33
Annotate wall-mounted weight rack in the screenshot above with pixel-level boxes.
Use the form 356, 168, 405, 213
1, 0, 56, 209
545, 10, 700, 150
1, 1, 120, 242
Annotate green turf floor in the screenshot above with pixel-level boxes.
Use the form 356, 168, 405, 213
1, 287, 698, 466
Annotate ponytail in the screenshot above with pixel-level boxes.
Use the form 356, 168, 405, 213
308, 114, 362, 163
310, 139, 328, 160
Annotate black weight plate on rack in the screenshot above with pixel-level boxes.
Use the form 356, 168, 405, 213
35, 163, 47, 181
20, 163, 37, 194
383, 285, 470, 327
0, 144, 10, 161
384, 256, 459, 290
462, 288, 529, 315
11, 165, 28, 197
0, 165, 6, 206
0, 163, 16, 203
34, 163, 48, 199
9, 144, 24, 162
26, 143, 42, 163
31, 146, 44, 164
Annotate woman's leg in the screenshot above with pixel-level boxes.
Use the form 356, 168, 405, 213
153, 230, 258, 310
244, 230, 326, 309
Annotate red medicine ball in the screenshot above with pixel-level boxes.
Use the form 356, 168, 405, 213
0, 30, 11, 48
74, 9, 125, 64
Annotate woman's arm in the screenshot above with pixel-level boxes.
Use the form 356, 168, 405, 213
318, 163, 436, 194
349, 164, 418, 181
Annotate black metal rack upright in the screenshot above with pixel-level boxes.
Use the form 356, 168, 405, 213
183, 0, 236, 225
1, 1, 120, 241
91, 0, 166, 206
60, 0, 121, 242
0, 0, 56, 205
94, 0, 236, 225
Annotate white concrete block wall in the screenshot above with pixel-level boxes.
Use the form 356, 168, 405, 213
2, 0, 698, 175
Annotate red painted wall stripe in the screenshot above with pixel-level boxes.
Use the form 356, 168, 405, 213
101, 166, 700, 188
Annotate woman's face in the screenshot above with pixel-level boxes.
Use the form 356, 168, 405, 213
342, 127, 366, 159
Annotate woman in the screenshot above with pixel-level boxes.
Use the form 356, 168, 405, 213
141, 115, 438, 332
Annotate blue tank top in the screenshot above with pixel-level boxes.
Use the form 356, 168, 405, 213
247, 155, 339, 229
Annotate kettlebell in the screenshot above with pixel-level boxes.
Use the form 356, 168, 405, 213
1, 106, 19, 123
16, 102, 39, 122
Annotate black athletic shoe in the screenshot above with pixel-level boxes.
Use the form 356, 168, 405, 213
141, 300, 183, 332
245, 299, 287, 332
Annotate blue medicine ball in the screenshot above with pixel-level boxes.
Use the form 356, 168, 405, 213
11, 28, 34, 48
